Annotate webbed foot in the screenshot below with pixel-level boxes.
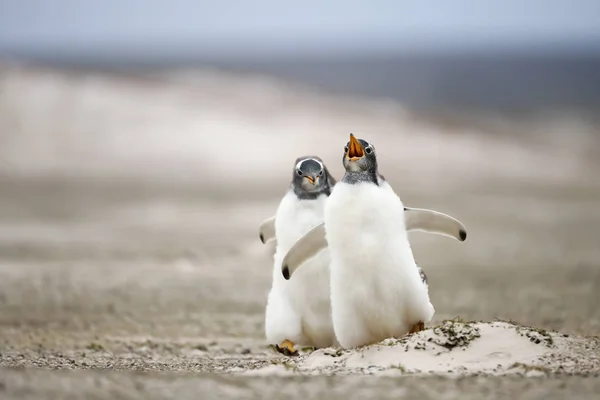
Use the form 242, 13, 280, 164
275, 339, 298, 356
409, 321, 425, 334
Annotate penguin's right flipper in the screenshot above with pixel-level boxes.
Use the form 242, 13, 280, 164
404, 207, 467, 242
281, 222, 327, 280
259, 215, 277, 244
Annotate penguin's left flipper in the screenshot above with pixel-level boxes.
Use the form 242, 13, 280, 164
275, 339, 299, 356
262, 207, 465, 245
404, 207, 467, 242
259, 215, 277, 244
279, 208, 467, 279
281, 222, 327, 280
409, 321, 425, 334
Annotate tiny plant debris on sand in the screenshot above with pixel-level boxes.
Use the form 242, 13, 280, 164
86, 342, 104, 351
516, 326, 554, 347
282, 361, 298, 371
494, 318, 554, 347
270, 360, 299, 372
324, 348, 345, 357
430, 318, 481, 350
509, 362, 551, 373
414, 342, 427, 351
391, 364, 407, 373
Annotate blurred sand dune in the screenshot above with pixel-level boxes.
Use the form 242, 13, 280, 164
1, 63, 600, 269
1, 64, 599, 192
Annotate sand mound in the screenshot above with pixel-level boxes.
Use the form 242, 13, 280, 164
244, 320, 600, 377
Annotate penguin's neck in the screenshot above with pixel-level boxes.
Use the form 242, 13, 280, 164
341, 170, 379, 185
292, 184, 331, 200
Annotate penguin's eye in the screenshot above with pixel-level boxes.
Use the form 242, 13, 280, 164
344, 145, 349, 153
318, 170, 324, 177
297, 170, 303, 176
365, 147, 373, 154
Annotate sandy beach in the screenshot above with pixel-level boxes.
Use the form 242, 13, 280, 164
1, 65, 600, 399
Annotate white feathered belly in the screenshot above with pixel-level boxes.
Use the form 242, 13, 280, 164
286, 251, 334, 347
325, 182, 434, 348
265, 191, 335, 348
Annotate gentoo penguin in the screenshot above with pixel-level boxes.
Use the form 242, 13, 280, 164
264, 155, 466, 355
281, 134, 436, 349
264, 156, 337, 356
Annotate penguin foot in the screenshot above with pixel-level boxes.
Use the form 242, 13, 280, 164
275, 339, 298, 357
409, 321, 425, 334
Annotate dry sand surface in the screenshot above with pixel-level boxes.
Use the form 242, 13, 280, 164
1, 65, 600, 399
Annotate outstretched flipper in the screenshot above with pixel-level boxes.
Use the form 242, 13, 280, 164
281, 222, 327, 280
404, 207, 467, 242
258, 216, 277, 244
260, 208, 466, 246
280, 208, 467, 279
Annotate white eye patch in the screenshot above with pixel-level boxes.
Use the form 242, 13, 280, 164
295, 158, 324, 172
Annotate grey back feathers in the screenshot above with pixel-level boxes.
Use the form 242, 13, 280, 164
291, 156, 336, 200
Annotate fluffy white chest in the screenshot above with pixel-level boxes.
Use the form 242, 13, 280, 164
325, 181, 434, 348
265, 190, 334, 348
325, 182, 408, 259
274, 191, 328, 254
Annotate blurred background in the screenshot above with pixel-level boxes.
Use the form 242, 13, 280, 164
1, 0, 600, 360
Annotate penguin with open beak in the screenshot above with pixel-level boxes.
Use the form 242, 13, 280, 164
280, 134, 436, 349
263, 146, 466, 354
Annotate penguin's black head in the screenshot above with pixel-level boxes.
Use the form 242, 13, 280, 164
341, 134, 378, 181
291, 156, 335, 199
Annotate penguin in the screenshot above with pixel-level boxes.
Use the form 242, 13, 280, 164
264, 155, 337, 356
263, 155, 467, 355
281, 134, 436, 349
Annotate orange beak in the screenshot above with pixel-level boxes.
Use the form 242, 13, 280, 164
346, 133, 365, 161
305, 176, 317, 185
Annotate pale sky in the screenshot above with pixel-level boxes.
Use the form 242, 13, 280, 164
1, 0, 599, 57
